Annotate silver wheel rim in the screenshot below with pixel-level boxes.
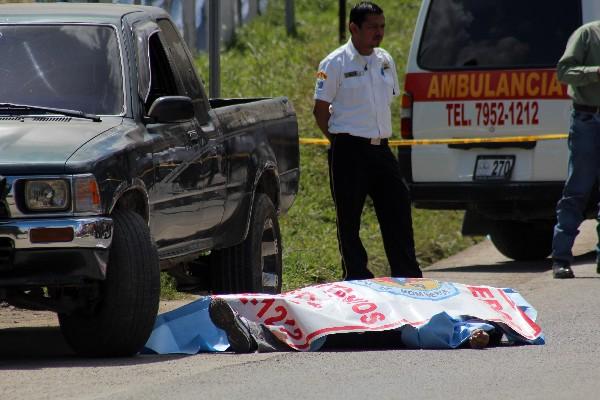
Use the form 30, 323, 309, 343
260, 217, 279, 293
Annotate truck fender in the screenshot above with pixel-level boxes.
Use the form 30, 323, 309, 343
108, 178, 150, 223
241, 163, 280, 240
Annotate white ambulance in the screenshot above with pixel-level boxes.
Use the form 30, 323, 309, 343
399, 0, 600, 260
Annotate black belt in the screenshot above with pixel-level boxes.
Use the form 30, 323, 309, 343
573, 103, 600, 114
334, 133, 388, 146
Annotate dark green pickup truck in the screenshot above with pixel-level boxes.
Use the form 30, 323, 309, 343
0, 3, 299, 356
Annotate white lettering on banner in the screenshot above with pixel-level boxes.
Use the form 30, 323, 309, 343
222, 278, 543, 350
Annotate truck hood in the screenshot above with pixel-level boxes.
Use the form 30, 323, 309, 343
0, 119, 121, 168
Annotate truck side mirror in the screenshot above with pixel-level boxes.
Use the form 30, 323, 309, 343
147, 96, 194, 123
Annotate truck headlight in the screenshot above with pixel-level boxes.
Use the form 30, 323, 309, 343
73, 175, 102, 213
24, 180, 69, 211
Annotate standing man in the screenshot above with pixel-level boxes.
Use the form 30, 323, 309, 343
313, 2, 422, 280
552, 20, 600, 279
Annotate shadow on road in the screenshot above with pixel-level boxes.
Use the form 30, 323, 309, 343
0, 326, 73, 358
0, 326, 186, 367
431, 251, 596, 274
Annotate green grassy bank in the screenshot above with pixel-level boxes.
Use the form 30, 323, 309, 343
163, 0, 480, 297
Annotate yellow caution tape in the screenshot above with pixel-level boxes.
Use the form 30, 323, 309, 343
300, 133, 568, 147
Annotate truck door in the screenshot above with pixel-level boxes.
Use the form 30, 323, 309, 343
155, 19, 227, 235
134, 21, 223, 254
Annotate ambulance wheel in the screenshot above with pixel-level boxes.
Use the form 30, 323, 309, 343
210, 193, 282, 294
490, 220, 553, 261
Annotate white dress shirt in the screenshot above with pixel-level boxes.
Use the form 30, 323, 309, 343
314, 39, 400, 139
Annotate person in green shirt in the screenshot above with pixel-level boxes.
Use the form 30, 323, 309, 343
552, 21, 600, 279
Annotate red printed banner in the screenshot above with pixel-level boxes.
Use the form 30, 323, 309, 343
220, 278, 544, 351
404, 70, 568, 102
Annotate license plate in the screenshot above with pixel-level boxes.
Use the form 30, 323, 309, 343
473, 155, 515, 181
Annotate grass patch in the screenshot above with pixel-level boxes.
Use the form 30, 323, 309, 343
161, 0, 481, 296
160, 273, 190, 300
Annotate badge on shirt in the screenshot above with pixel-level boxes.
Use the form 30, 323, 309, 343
316, 71, 328, 90
316, 71, 328, 80
381, 61, 391, 76
344, 71, 365, 78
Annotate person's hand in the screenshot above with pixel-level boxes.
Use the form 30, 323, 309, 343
469, 329, 490, 349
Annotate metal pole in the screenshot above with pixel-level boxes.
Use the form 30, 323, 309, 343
339, 0, 346, 43
285, 0, 296, 36
208, 0, 221, 98
237, 0, 243, 26
182, 0, 197, 54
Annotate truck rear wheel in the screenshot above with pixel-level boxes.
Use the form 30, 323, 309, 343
211, 193, 282, 294
489, 220, 554, 261
58, 210, 160, 357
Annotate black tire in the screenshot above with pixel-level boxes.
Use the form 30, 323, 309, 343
489, 220, 554, 261
211, 193, 282, 294
59, 210, 160, 357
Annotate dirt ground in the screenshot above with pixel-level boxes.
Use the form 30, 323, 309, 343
0, 302, 57, 329
0, 299, 195, 330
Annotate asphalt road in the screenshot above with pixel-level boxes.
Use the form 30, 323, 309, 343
1, 221, 599, 400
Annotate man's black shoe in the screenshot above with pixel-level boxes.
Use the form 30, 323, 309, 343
552, 260, 574, 279
209, 297, 257, 353
596, 253, 600, 275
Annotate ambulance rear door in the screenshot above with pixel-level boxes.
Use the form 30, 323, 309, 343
404, 0, 582, 184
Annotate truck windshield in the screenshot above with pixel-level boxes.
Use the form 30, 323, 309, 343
0, 25, 123, 115
418, 0, 581, 70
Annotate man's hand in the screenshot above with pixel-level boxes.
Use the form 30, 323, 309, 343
313, 100, 333, 143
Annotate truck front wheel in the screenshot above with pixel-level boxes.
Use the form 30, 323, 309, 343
489, 220, 554, 261
211, 193, 283, 294
58, 210, 160, 357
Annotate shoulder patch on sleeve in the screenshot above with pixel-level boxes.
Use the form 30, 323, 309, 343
316, 70, 328, 80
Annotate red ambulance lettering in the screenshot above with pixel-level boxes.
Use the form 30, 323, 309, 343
446, 103, 470, 127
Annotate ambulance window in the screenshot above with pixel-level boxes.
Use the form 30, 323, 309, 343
418, 0, 582, 70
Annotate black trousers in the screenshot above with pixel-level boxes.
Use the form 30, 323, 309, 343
328, 134, 422, 280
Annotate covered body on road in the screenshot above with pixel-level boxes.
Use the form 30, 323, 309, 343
144, 277, 544, 354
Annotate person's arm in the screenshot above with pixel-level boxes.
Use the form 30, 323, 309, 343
313, 58, 339, 142
557, 26, 600, 87
313, 100, 332, 142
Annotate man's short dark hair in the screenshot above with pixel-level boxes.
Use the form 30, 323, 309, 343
349, 2, 384, 27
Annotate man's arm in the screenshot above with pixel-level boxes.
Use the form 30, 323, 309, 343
313, 57, 339, 142
557, 26, 600, 87
313, 100, 332, 142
